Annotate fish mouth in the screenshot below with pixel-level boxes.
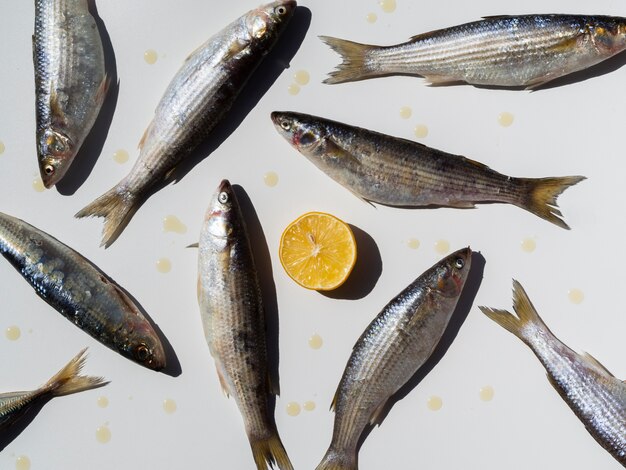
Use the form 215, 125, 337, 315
218, 179, 232, 192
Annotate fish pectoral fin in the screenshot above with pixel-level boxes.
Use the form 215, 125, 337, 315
138, 124, 151, 150
369, 398, 390, 426
446, 200, 476, 209
215, 366, 230, 398
267, 371, 280, 396
524, 74, 560, 90
95, 74, 111, 108
326, 136, 362, 166
581, 352, 615, 377
423, 74, 461, 86
163, 166, 178, 182
223, 40, 249, 61
186, 242, 199, 249
49, 85, 67, 127
111, 282, 142, 317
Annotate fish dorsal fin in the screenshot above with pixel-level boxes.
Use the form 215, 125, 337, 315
458, 154, 491, 171
329, 384, 339, 412
138, 123, 152, 150
582, 352, 615, 377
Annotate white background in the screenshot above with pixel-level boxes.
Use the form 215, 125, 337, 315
0, 0, 624, 469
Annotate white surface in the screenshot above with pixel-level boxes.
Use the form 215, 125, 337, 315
0, 1, 624, 469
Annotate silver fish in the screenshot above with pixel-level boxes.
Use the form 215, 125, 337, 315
321, 14, 626, 87
0, 212, 166, 370
76, 0, 296, 247
33, 0, 109, 187
271, 111, 585, 229
316, 248, 472, 470
480, 281, 626, 467
197, 180, 292, 470
0, 349, 106, 432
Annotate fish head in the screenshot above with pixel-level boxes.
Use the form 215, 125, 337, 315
119, 320, 167, 371
205, 179, 237, 241
271, 111, 327, 153
589, 18, 626, 54
245, 0, 296, 44
429, 247, 472, 298
37, 128, 75, 188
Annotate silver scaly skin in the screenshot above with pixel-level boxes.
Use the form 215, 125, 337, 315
480, 281, 626, 467
197, 180, 292, 470
33, 0, 109, 187
271, 111, 585, 229
0, 349, 106, 432
316, 248, 472, 470
76, 1, 296, 247
0, 212, 166, 370
321, 14, 626, 87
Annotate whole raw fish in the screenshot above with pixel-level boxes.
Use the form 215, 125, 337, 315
317, 248, 471, 470
0, 212, 166, 370
480, 281, 626, 466
271, 111, 585, 229
76, 0, 296, 247
33, 0, 109, 187
197, 180, 292, 470
321, 14, 626, 87
1, 349, 106, 432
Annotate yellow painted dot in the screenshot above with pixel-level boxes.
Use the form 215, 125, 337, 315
156, 258, 172, 273
15, 456, 30, 470
399, 106, 412, 119
144, 49, 158, 64
294, 70, 310, 86
521, 238, 536, 253
264, 172, 279, 187
427, 396, 443, 411
163, 215, 187, 234
308, 334, 323, 350
414, 124, 429, 138
568, 288, 584, 304
0, 141, 5, 155
379, 0, 397, 13
32, 178, 45, 192
479, 386, 495, 402
407, 239, 420, 250
303, 401, 316, 412
288, 84, 300, 95
366, 12, 378, 23
5, 326, 20, 341
286, 402, 301, 416
97, 396, 109, 408
96, 425, 111, 443
113, 149, 129, 164
163, 398, 177, 414
498, 112, 514, 127
434, 240, 450, 255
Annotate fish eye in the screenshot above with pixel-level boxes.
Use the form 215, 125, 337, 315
275, 5, 287, 15
218, 191, 229, 204
44, 164, 55, 175
134, 344, 151, 362
299, 131, 317, 146
280, 120, 291, 131
454, 258, 465, 269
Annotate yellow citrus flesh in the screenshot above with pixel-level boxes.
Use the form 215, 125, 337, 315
279, 212, 357, 291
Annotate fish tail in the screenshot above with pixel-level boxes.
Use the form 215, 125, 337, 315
315, 447, 357, 470
43, 348, 108, 398
479, 280, 549, 344
516, 175, 585, 229
75, 184, 138, 247
320, 36, 381, 84
250, 432, 294, 470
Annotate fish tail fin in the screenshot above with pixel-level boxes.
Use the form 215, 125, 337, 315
43, 348, 108, 398
250, 432, 294, 470
315, 447, 357, 470
479, 280, 549, 344
75, 184, 138, 247
516, 175, 586, 229
320, 36, 381, 84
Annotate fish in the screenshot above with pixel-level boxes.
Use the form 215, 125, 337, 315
1, 349, 107, 432
271, 111, 585, 229
0, 211, 166, 370
76, 0, 296, 247
479, 281, 626, 467
197, 180, 292, 470
33, 0, 109, 188
316, 248, 472, 470
320, 14, 626, 87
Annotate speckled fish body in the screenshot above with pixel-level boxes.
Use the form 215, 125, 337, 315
0, 349, 106, 432
33, 0, 108, 187
271, 111, 585, 229
316, 248, 472, 470
321, 14, 626, 87
197, 180, 292, 470
0, 212, 166, 370
480, 282, 626, 467
76, 1, 296, 247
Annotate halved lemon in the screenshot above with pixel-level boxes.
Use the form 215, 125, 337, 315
279, 212, 357, 291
